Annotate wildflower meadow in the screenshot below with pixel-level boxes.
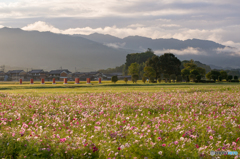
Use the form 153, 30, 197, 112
0, 84, 240, 158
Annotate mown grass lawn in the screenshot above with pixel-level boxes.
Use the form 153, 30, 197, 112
0, 82, 239, 158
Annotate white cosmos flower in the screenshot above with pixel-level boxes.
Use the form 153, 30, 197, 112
158, 151, 162, 155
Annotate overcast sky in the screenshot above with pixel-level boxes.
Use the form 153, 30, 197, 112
0, 0, 240, 49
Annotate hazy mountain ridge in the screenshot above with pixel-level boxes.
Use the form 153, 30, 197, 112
77, 33, 226, 51
0, 28, 239, 71
76, 33, 240, 69
0, 28, 129, 72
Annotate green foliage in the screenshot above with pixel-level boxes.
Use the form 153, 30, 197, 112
143, 66, 156, 79
196, 75, 201, 82
131, 75, 139, 83
145, 55, 160, 79
212, 75, 218, 81
124, 77, 128, 84
128, 63, 139, 76
220, 70, 228, 80
182, 60, 206, 78
163, 73, 169, 81
159, 53, 181, 75
190, 69, 200, 76
206, 70, 221, 81
149, 77, 155, 83
218, 76, 222, 82
111, 76, 118, 83
228, 75, 233, 81
170, 74, 176, 82
157, 77, 161, 83
183, 59, 198, 70
142, 77, 146, 83
124, 48, 155, 75
234, 76, 238, 80
189, 74, 196, 81
176, 75, 182, 82
181, 60, 211, 73
206, 72, 211, 80
181, 68, 190, 77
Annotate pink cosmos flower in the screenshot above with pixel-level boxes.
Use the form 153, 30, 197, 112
162, 144, 166, 147
174, 141, 178, 145
209, 136, 213, 140
60, 138, 66, 143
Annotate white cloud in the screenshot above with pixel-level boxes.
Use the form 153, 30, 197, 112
104, 42, 126, 49
155, 47, 205, 55
22, 21, 61, 33
127, 24, 145, 28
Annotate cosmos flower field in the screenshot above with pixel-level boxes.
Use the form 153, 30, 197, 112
0, 85, 240, 158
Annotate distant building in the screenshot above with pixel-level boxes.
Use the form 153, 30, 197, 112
27, 69, 48, 80
48, 69, 71, 81
6, 70, 27, 81
72, 72, 103, 81
103, 72, 128, 80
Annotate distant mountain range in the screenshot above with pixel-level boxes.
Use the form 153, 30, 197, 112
0, 27, 239, 71
0, 28, 128, 72
76, 33, 240, 69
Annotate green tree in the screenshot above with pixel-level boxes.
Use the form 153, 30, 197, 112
220, 70, 228, 80
142, 77, 146, 83
182, 60, 206, 78
170, 74, 176, 83
145, 55, 160, 79
157, 77, 161, 83
128, 62, 139, 76
176, 75, 182, 82
163, 74, 169, 83
124, 48, 155, 75
190, 69, 200, 76
158, 53, 181, 75
218, 76, 222, 82
181, 68, 190, 77
189, 74, 196, 82
181, 69, 190, 82
143, 66, 156, 79
149, 77, 155, 83
132, 75, 139, 83
183, 59, 198, 70
196, 67, 206, 77
124, 77, 128, 84
196, 75, 201, 82
234, 76, 238, 80
206, 70, 220, 81
111, 76, 118, 83
228, 75, 233, 81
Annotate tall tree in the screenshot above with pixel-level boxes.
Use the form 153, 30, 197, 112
220, 70, 228, 80
158, 53, 181, 75
145, 56, 160, 79
124, 48, 155, 75
143, 66, 156, 79
128, 62, 139, 76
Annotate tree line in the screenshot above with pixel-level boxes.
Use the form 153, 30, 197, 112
101, 49, 239, 83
